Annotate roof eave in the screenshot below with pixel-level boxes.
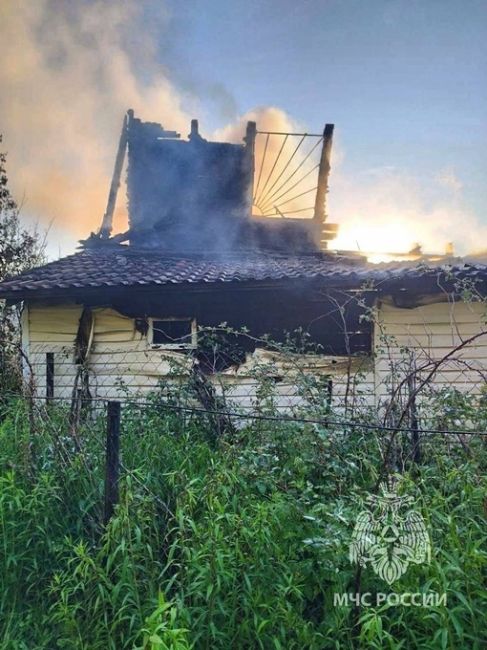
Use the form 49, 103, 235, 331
0, 275, 379, 303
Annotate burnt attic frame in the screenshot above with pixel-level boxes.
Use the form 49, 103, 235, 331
93, 110, 336, 255
97, 110, 253, 247
127, 115, 253, 250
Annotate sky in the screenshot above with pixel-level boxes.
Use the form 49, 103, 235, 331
1, 0, 486, 260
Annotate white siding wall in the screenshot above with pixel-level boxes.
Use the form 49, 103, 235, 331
375, 300, 487, 401
25, 299, 486, 407
27, 304, 195, 400
25, 302, 374, 408
28, 303, 82, 399
211, 350, 374, 413
89, 308, 192, 399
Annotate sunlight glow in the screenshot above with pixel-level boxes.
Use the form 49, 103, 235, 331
333, 219, 420, 261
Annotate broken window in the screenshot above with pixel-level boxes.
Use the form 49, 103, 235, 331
149, 318, 196, 348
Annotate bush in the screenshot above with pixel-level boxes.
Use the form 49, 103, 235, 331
0, 394, 485, 648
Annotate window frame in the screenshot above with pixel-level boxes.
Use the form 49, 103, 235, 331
148, 317, 197, 350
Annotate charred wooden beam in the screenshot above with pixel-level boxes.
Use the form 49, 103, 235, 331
244, 121, 257, 216
314, 124, 335, 248
74, 307, 94, 364
99, 111, 130, 239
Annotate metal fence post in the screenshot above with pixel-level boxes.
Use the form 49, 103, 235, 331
46, 352, 54, 402
407, 374, 421, 464
104, 400, 121, 524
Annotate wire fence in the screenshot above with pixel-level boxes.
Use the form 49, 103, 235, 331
1, 311, 486, 527
22, 392, 487, 437
14, 329, 487, 431
2, 380, 483, 529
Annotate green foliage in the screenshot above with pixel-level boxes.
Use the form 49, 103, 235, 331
0, 141, 42, 283
0, 392, 485, 649
0, 135, 46, 394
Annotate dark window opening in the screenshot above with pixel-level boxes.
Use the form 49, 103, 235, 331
151, 319, 195, 347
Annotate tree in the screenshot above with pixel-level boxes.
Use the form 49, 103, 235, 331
0, 134, 46, 393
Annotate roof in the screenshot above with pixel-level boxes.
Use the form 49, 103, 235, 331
0, 247, 486, 300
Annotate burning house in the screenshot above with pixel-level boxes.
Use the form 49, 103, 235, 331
0, 110, 486, 408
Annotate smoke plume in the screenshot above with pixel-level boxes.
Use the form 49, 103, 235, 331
1, 2, 484, 260
0, 0, 191, 245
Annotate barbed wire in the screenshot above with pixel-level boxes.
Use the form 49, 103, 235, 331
17, 393, 487, 437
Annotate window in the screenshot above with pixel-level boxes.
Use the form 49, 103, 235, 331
149, 318, 197, 349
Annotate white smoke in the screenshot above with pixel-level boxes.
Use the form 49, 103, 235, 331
1, 2, 484, 261
0, 0, 191, 248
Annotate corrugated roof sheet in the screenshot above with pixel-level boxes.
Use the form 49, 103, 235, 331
0, 248, 485, 299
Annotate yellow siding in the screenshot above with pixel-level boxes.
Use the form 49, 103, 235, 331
88, 308, 192, 398
25, 303, 375, 406
27, 303, 82, 398
29, 304, 82, 342
375, 301, 487, 400
25, 299, 486, 407
92, 308, 138, 342
211, 349, 374, 412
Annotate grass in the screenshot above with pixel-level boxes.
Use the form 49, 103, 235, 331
0, 395, 486, 648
